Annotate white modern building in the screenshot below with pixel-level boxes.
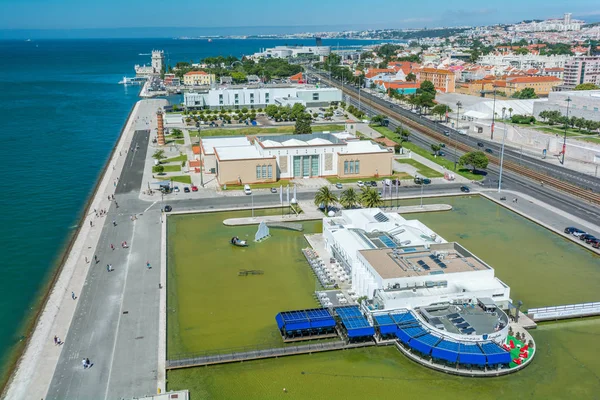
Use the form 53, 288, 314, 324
510, 13, 583, 32
477, 54, 573, 70
184, 85, 342, 109
534, 90, 600, 121
251, 45, 331, 60
323, 208, 511, 310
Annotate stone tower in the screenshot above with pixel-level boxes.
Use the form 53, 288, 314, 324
151, 50, 164, 75
156, 109, 165, 146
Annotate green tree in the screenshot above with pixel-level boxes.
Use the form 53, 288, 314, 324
418, 80, 436, 97
574, 83, 600, 90
459, 151, 489, 171
294, 113, 312, 134
154, 164, 165, 174
512, 87, 538, 99
359, 187, 383, 208
170, 128, 184, 138
339, 188, 359, 209
431, 144, 442, 156
431, 104, 451, 121
152, 150, 166, 163
405, 72, 416, 82
230, 71, 247, 83
265, 104, 279, 117
515, 48, 529, 55
314, 186, 338, 212
371, 114, 386, 126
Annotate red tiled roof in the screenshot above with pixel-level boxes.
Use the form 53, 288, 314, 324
192, 145, 200, 155
506, 76, 561, 83
374, 137, 397, 147
289, 72, 303, 81
184, 70, 208, 75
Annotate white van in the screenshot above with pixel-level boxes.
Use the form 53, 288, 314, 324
244, 184, 252, 195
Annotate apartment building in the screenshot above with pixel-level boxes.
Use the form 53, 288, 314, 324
562, 56, 600, 88
416, 68, 456, 93
183, 71, 216, 86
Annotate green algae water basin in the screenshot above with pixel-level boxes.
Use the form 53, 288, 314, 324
167, 208, 322, 358
167, 318, 600, 399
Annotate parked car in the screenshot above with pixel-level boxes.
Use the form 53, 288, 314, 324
477, 142, 484, 147
438, 151, 445, 156
460, 186, 470, 193
439, 143, 446, 148
335, 183, 343, 189
585, 237, 599, 245
443, 130, 450, 136
357, 181, 365, 187
564, 227, 585, 235
485, 148, 493, 154
422, 178, 432, 185
173, 186, 180, 192
573, 229, 587, 238
383, 179, 391, 186
244, 184, 252, 195
270, 187, 277, 193
164, 205, 172, 212
593, 240, 600, 249
184, 186, 190, 193
369, 181, 377, 187
191, 185, 198, 192
580, 233, 596, 242
414, 177, 423, 185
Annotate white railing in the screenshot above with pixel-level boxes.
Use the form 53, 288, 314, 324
528, 301, 600, 321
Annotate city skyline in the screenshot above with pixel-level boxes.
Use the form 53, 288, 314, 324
1, 0, 600, 38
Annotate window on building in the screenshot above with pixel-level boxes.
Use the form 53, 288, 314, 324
594, 107, 598, 112
344, 161, 348, 174
313, 93, 319, 101
262, 165, 267, 178
256, 165, 261, 179
219, 94, 223, 105
355, 160, 360, 174
583, 106, 588, 110
267, 165, 273, 178
349, 160, 354, 174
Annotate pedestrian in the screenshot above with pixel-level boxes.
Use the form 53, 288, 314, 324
86, 358, 90, 368
54, 335, 58, 345
146, 261, 151, 269
108, 195, 110, 201
93, 208, 96, 214
56, 336, 62, 345
515, 198, 518, 203
85, 256, 88, 263
90, 220, 92, 227
110, 244, 114, 251
115, 202, 119, 208
94, 255, 98, 263
112, 220, 116, 227
82, 358, 87, 369
71, 292, 76, 300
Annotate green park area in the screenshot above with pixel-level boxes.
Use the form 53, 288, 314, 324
395, 158, 444, 178
189, 124, 345, 137
370, 125, 484, 181
166, 196, 600, 398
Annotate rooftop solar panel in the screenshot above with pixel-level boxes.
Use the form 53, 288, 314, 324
373, 212, 389, 222
374, 314, 395, 326
341, 317, 371, 329
439, 262, 447, 269
336, 306, 363, 319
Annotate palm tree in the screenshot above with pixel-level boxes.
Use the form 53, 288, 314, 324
508, 108, 513, 118
314, 186, 338, 212
339, 188, 359, 209
359, 187, 383, 208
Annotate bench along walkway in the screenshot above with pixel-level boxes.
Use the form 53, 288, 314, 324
166, 341, 375, 369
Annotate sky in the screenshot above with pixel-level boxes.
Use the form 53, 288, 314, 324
1, 0, 599, 38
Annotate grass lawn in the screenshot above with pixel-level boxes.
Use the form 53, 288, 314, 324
369, 126, 484, 181
163, 154, 188, 163
395, 158, 444, 178
223, 182, 283, 190
326, 173, 412, 184
198, 124, 345, 137
157, 175, 192, 185
153, 165, 181, 173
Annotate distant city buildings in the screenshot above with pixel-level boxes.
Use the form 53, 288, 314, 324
416, 68, 456, 93
251, 45, 331, 60
510, 13, 583, 32
477, 53, 572, 70
562, 56, 600, 89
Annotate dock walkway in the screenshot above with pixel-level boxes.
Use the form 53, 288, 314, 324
528, 302, 600, 322
166, 341, 374, 369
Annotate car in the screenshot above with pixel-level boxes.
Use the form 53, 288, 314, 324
163, 205, 172, 212
422, 178, 432, 185
485, 148, 493, 154
369, 181, 377, 187
184, 186, 190, 193
573, 230, 587, 238
173, 186, 180, 193
477, 142, 484, 147
460, 186, 470, 193
414, 177, 423, 184
586, 237, 599, 245
244, 184, 252, 195
443, 130, 450, 136
191, 185, 198, 192
357, 181, 365, 187
438, 151, 445, 156
592, 239, 600, 248
564, 227, 585, 235
440, 143, 446, 148
335, 183, 343, 189
270, 187, 278, 193
580, 233, 596, 242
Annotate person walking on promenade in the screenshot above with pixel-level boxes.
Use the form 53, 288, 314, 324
146, 261, 151, 269
112, 220, 116, 227
90, 220, 93, 227
86, 358, 91, 368
71, 292, 76, 300
82, 358, 87, 369
94, 255, 98, 263
85, 256, 88, 263
54, 336, 58, 345
110, 244, 114, 251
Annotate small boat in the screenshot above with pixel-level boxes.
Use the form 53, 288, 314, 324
231, 236, 248, 247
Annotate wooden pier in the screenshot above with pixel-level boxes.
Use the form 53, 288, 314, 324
166, 341, 375, 369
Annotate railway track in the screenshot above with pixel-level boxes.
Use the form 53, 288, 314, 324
322, 74, 600, 206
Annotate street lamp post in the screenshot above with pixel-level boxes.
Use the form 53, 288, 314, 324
561, 97, 572, 165
420, 182, 424, 208
454, 101, 462, 171
490, 85, 497, 140
198, 130, 204, 187
498, 119, 507, 192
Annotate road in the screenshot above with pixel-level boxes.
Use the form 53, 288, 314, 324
308, 67, 600, 194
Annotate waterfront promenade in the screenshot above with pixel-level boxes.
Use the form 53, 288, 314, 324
3, 99, 167, 400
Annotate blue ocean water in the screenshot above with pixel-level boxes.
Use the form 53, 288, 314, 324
0, 37, 383, 382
